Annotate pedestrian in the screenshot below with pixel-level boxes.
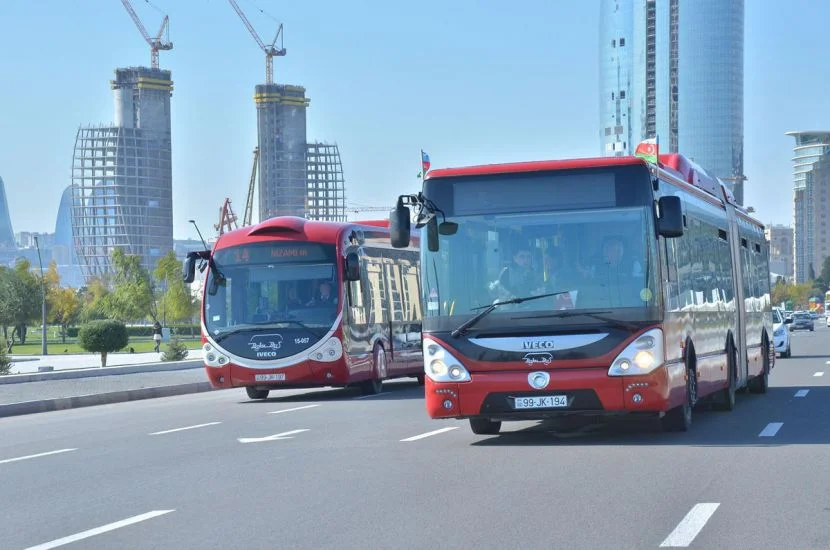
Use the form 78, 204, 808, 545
152, 321, 162, 352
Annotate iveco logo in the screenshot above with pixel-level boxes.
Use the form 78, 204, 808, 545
523, 340, 555, 350
528, 371, 550, 389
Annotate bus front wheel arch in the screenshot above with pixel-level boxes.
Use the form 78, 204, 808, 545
662, 346, 696, 432
360, 344, 386, 395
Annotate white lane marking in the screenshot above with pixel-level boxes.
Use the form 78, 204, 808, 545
759, 422, 783, 437
659, 503, 720, 548
814, 371, 824, 377
400, 427, 459, 442
149, 422, 221, 435
23, 510, 175, 550
354, 393, 386, 399
238, 429, 309, 443
794, 389, 810, 398
0, 448, 78, 465
268, 404, 319, 414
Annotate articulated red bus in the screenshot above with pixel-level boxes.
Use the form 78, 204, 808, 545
390, 152, 773, 434
184, 216, 423, 399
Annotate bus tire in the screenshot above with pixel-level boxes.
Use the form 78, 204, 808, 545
469, 418, 501, 435
246, 387, 270, 400
662, 355, 696, 432
715, 340, 737, 411
360, 345, 386, 395
416, 374, 425, 386
748, 339, 770, 394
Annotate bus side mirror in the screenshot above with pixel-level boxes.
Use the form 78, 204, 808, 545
344, 252, 360, 281
183, 252, 198, 283
657, 196, 684, 238
390, 198, 411, 248
427, 217, 439, 252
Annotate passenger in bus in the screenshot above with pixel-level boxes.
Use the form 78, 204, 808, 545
493, 248, 544, 299
285, 287, 304, 309
307, 281, 338, 307
581, 235, 643, 279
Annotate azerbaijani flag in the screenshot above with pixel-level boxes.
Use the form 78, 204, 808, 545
634, 137, 659, 164
421, 150, 431, 174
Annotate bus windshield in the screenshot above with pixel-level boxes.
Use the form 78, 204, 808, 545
420, 166, 660, 332
203, 241, 339, 360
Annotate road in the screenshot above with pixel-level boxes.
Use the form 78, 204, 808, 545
1, 325, 829, 549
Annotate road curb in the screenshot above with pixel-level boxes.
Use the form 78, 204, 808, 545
0, 382, 217, 418
0, 360, 204, 385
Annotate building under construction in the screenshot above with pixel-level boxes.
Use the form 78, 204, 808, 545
71, 67, 174, 278
306, 142, 347, 222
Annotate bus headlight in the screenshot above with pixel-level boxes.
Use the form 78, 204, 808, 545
608, 329, 664, 376
423, 338, 471, 382
203, 342, 229, 368
309, 337, 343, 363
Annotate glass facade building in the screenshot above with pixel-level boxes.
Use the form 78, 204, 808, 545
786, 131, 830, 283
600, 0, 745, 203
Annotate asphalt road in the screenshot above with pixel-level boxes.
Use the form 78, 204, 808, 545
1, 324, 829, 549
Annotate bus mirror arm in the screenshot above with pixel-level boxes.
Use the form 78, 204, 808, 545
656, 196, 684, 238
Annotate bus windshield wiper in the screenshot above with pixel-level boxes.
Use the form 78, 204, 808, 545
262, 319, 324, 338
511, 309, 640, 331
450, 291, 571, 339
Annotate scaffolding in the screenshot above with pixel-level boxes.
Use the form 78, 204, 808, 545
306, 142, 347, 222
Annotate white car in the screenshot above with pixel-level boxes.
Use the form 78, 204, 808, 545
826, 315, 830, 328
773, 308, 791, 358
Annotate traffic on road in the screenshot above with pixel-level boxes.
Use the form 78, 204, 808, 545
1, 325, 828, 549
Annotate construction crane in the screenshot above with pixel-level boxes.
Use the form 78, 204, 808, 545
120, 0, 173, 70
227, 0, 286, 85
215, 198, 239, 236
243, 147, 260, 227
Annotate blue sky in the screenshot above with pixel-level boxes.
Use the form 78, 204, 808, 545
0, 0, 826, 240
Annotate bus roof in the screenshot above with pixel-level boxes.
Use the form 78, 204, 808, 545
213, 216, 390, 250
425, 153, 762, 229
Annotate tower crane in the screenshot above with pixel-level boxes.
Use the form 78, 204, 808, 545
243, 147, 260, 227
120, 0, 173, 69
215, 198, 239, 236
227, 0, 286, 85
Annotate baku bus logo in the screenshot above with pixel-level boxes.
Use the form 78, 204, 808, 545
522, 352, 552, 366
249, 334, 284, 358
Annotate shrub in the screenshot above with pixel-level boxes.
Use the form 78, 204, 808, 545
78, 320, 129, 367
161, 337, 189, 362
0, 346, 11, 375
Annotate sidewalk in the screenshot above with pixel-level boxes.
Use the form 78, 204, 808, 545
9, 349, 205, 374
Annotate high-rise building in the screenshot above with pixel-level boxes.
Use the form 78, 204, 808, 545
599, 0, 745, 204
765, 224, 794, 281
255, 84, 310, 221
71, 67, 174, 279
787, 131, 830, 283
0, 176, 17, 265
54, 185, 84, 287
306, 142, 347, 222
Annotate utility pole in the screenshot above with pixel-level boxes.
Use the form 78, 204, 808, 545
33, 236, 47, 356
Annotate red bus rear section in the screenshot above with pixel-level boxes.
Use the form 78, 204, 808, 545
187, 216, 424, 399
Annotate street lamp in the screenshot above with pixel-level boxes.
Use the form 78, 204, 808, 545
188, 219, 208, 249
33, 235, 47, 356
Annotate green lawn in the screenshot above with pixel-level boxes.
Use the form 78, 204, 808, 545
9, 338, 202, 356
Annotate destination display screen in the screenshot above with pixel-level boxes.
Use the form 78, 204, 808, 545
213, 242, 335, 266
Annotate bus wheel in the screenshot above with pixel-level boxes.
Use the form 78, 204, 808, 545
246, 387, 270, 400
360, 346, 385, 395
469, 418, 501, 435
748, 340, 770, 394
416, 374, 425, 386
715, 342, 737, 411
662, 362, 695, 432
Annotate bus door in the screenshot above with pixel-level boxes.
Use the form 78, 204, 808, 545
724, 202, 749, 387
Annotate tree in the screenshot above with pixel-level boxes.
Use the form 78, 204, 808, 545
0, 263, 40, 350
161, 337, 189, 362
153, 251, 195, 324
78, 320, 128, 367
78, 277, 111, 323
12, 259, 41, 345
49, 287, 81, 344
106, 249, 155, 322
0, 343, 11, 375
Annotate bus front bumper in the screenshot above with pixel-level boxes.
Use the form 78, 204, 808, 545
425, 365, 679, 420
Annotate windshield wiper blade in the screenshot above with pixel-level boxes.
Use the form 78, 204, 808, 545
214, 320, 322, 342
264, 319, 323, 338
451, 291, 571, 339
511, 309, 640, 331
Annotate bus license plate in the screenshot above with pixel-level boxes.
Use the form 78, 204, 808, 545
255, 373, 285, 382
514, 395, 568, 409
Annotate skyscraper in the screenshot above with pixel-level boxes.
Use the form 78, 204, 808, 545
0, 176, 18, 265
71, 67, 174, 279
599, 0, 745, 204
786, 131, 830, 283
256, 84, 310, 221
306, 142, 347, 222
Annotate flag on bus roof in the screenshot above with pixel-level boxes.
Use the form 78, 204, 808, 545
635, 137, 659, 165
421, 150, 431, 174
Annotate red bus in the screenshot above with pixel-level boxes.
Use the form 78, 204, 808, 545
184, 216, 424, 399
389, 151, 773, 434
